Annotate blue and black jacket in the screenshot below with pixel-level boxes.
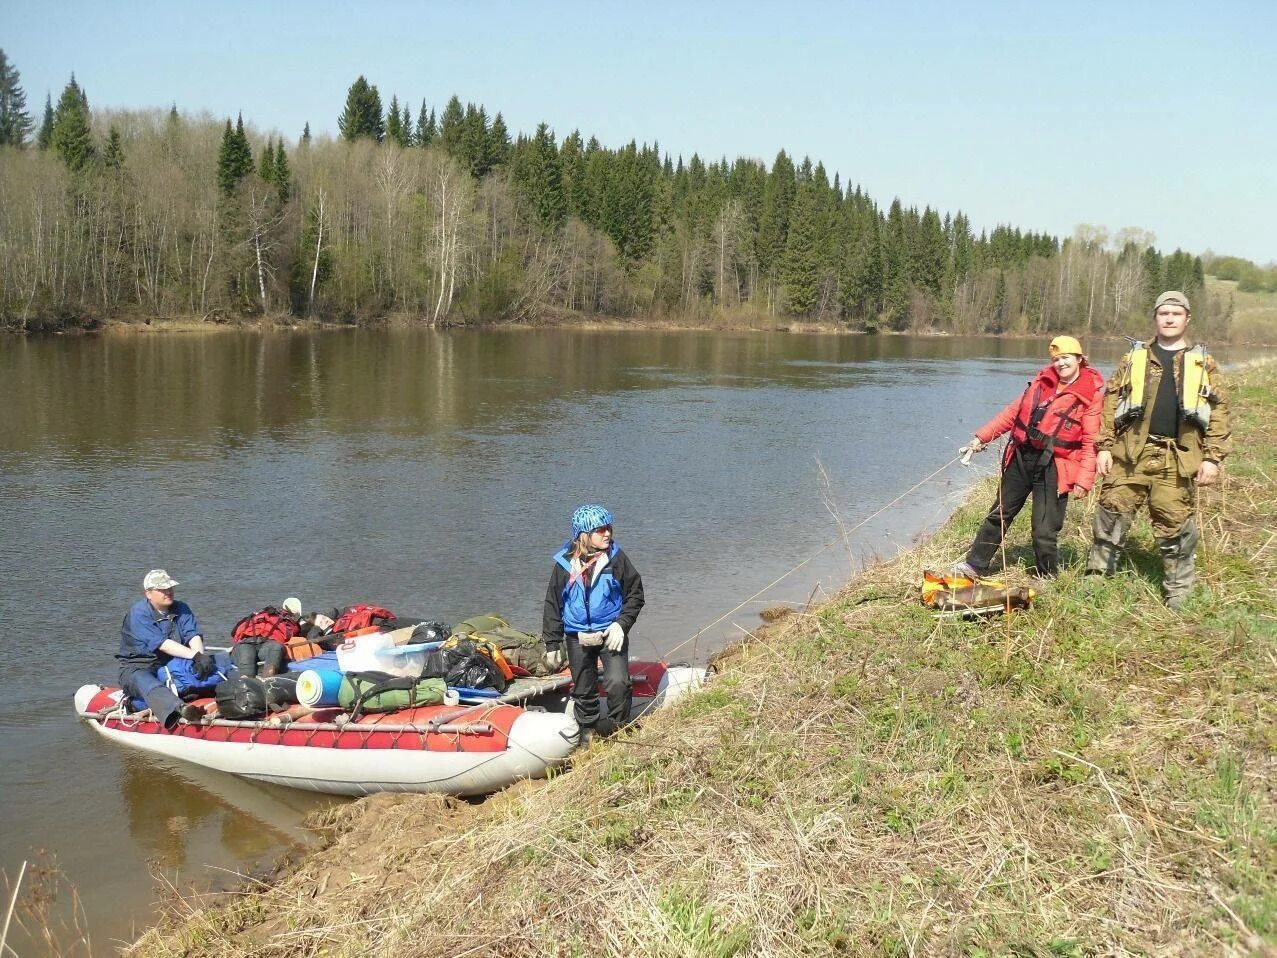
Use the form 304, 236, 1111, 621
542, 542, 645, 644
117, 598, 201, 674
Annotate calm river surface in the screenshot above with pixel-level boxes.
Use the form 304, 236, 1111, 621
0, 327, 1225, 953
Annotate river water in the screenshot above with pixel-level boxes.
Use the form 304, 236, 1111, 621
0, 327, 1199, 953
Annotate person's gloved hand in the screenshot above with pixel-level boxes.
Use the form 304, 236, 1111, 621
191, 651, 216, 680
958, 436, 985, 465
604, 622, 625, 652
544, 641, 566, 671
577, 629, 605, 647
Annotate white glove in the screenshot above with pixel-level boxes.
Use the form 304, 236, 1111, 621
544, 646, 565, 671
958, 436, 985, 465
604, 622, 625, 652
577, 629, 605, 647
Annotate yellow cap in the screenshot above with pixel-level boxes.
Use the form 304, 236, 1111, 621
1049, 335, 1084, 359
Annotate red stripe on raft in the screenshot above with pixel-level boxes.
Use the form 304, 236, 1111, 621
91, 689, 521, 753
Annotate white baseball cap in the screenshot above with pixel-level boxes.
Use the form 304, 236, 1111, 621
143, 569, 179, 591
281, 597, 302, 616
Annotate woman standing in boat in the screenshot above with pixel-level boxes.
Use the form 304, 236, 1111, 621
955, 336, 1104, 578
543, 504, 645, 744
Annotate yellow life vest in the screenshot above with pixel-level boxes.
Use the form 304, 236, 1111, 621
1114, 342, 1211, 433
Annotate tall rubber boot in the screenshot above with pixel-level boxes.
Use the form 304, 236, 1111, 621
231, 640, 260, 677
1086, 505, 1133, 575
1157, 516, 1199, 610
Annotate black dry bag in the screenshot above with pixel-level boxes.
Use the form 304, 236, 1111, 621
215, 674, 270, 720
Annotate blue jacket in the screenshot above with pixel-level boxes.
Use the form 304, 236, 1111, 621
543, 542, 645, 639
117, 598, 201, 672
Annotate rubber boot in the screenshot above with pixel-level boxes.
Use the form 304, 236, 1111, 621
1157, 517, 1199, 610
230, 640, 260, 677
1086, 505, 1133, 575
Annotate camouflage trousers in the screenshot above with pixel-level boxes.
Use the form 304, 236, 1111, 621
1096, 439, 1195, 539
1087, 439, 1200, 606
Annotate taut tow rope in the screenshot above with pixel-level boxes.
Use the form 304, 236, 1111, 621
661, 453, 973, 664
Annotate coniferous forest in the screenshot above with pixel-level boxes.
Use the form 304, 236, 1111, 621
0, 57, 1253, 337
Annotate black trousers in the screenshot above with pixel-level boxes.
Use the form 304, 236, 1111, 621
966, 447, 1068, 576
230, 638, 286, 677
566, 634, 632, 732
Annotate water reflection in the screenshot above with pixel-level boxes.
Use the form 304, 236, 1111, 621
120, 753, 327, 872
0, 329, 1171, 461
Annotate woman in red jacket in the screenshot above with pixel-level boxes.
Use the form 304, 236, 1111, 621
955, 336, 1104, 578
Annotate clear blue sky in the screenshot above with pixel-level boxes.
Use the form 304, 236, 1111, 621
8, 0, 1275, 263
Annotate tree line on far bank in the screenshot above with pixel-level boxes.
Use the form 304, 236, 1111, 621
1, 53, 1263, 339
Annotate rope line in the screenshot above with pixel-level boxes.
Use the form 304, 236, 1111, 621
661, 453, 969, 663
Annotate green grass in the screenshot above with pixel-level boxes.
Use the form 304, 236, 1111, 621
1207, 275, 1277, 342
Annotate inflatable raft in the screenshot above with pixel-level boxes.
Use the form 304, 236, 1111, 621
75, 661, 704, 797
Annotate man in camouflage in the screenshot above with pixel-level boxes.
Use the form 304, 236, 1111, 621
1086, 290, 1231, 608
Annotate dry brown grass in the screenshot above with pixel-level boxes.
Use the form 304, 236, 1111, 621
131, 365, 1277, 958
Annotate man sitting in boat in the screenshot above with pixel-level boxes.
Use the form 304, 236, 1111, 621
116, 569, 215, 731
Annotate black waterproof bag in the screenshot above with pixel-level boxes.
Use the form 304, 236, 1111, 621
215, 674, 270, 720
421, 638, 508, 693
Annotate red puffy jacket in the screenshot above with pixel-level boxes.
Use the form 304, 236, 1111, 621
976, 363, 1104, 495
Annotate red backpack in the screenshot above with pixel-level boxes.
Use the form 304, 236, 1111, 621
331, 604, 395, 635
231, 607, 303, 645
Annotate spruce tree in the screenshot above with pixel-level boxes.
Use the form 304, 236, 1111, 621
513, 122, 565, 231
780, 176, 821, 314
560, 130, 586, 217
839, 220, 883, 323
385, 94, 405, 145
216, 116, 254, 195
217, 119, 238, 193
757, 150, 796, 289
50, 75, 95, 172
0, 49, 34, 147
337, 75, 384, 142
882, 199, 911, 327
259, 138, 276, 181
414, 100, 431, 146
438, 95, 465, 157
400, 104, 412, 147
415, 103, 436, 146
273, 141, 290, 202
458, 102, 492, 177
233, 112, 253, 171
1141, 247, 1164, 304
488, 112, 511, 168
101, 125, 124, 169
914, 207, 947, 296
301, 122, 311, 144
36, 93, 53, 149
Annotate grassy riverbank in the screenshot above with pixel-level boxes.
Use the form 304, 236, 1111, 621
131, 365, 1276, 957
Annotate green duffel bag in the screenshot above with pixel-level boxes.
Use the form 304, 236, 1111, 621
452, 613, 551, 677
339, 671, 447, 719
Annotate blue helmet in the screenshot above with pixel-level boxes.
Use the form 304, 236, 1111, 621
571, 504, 614, 537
